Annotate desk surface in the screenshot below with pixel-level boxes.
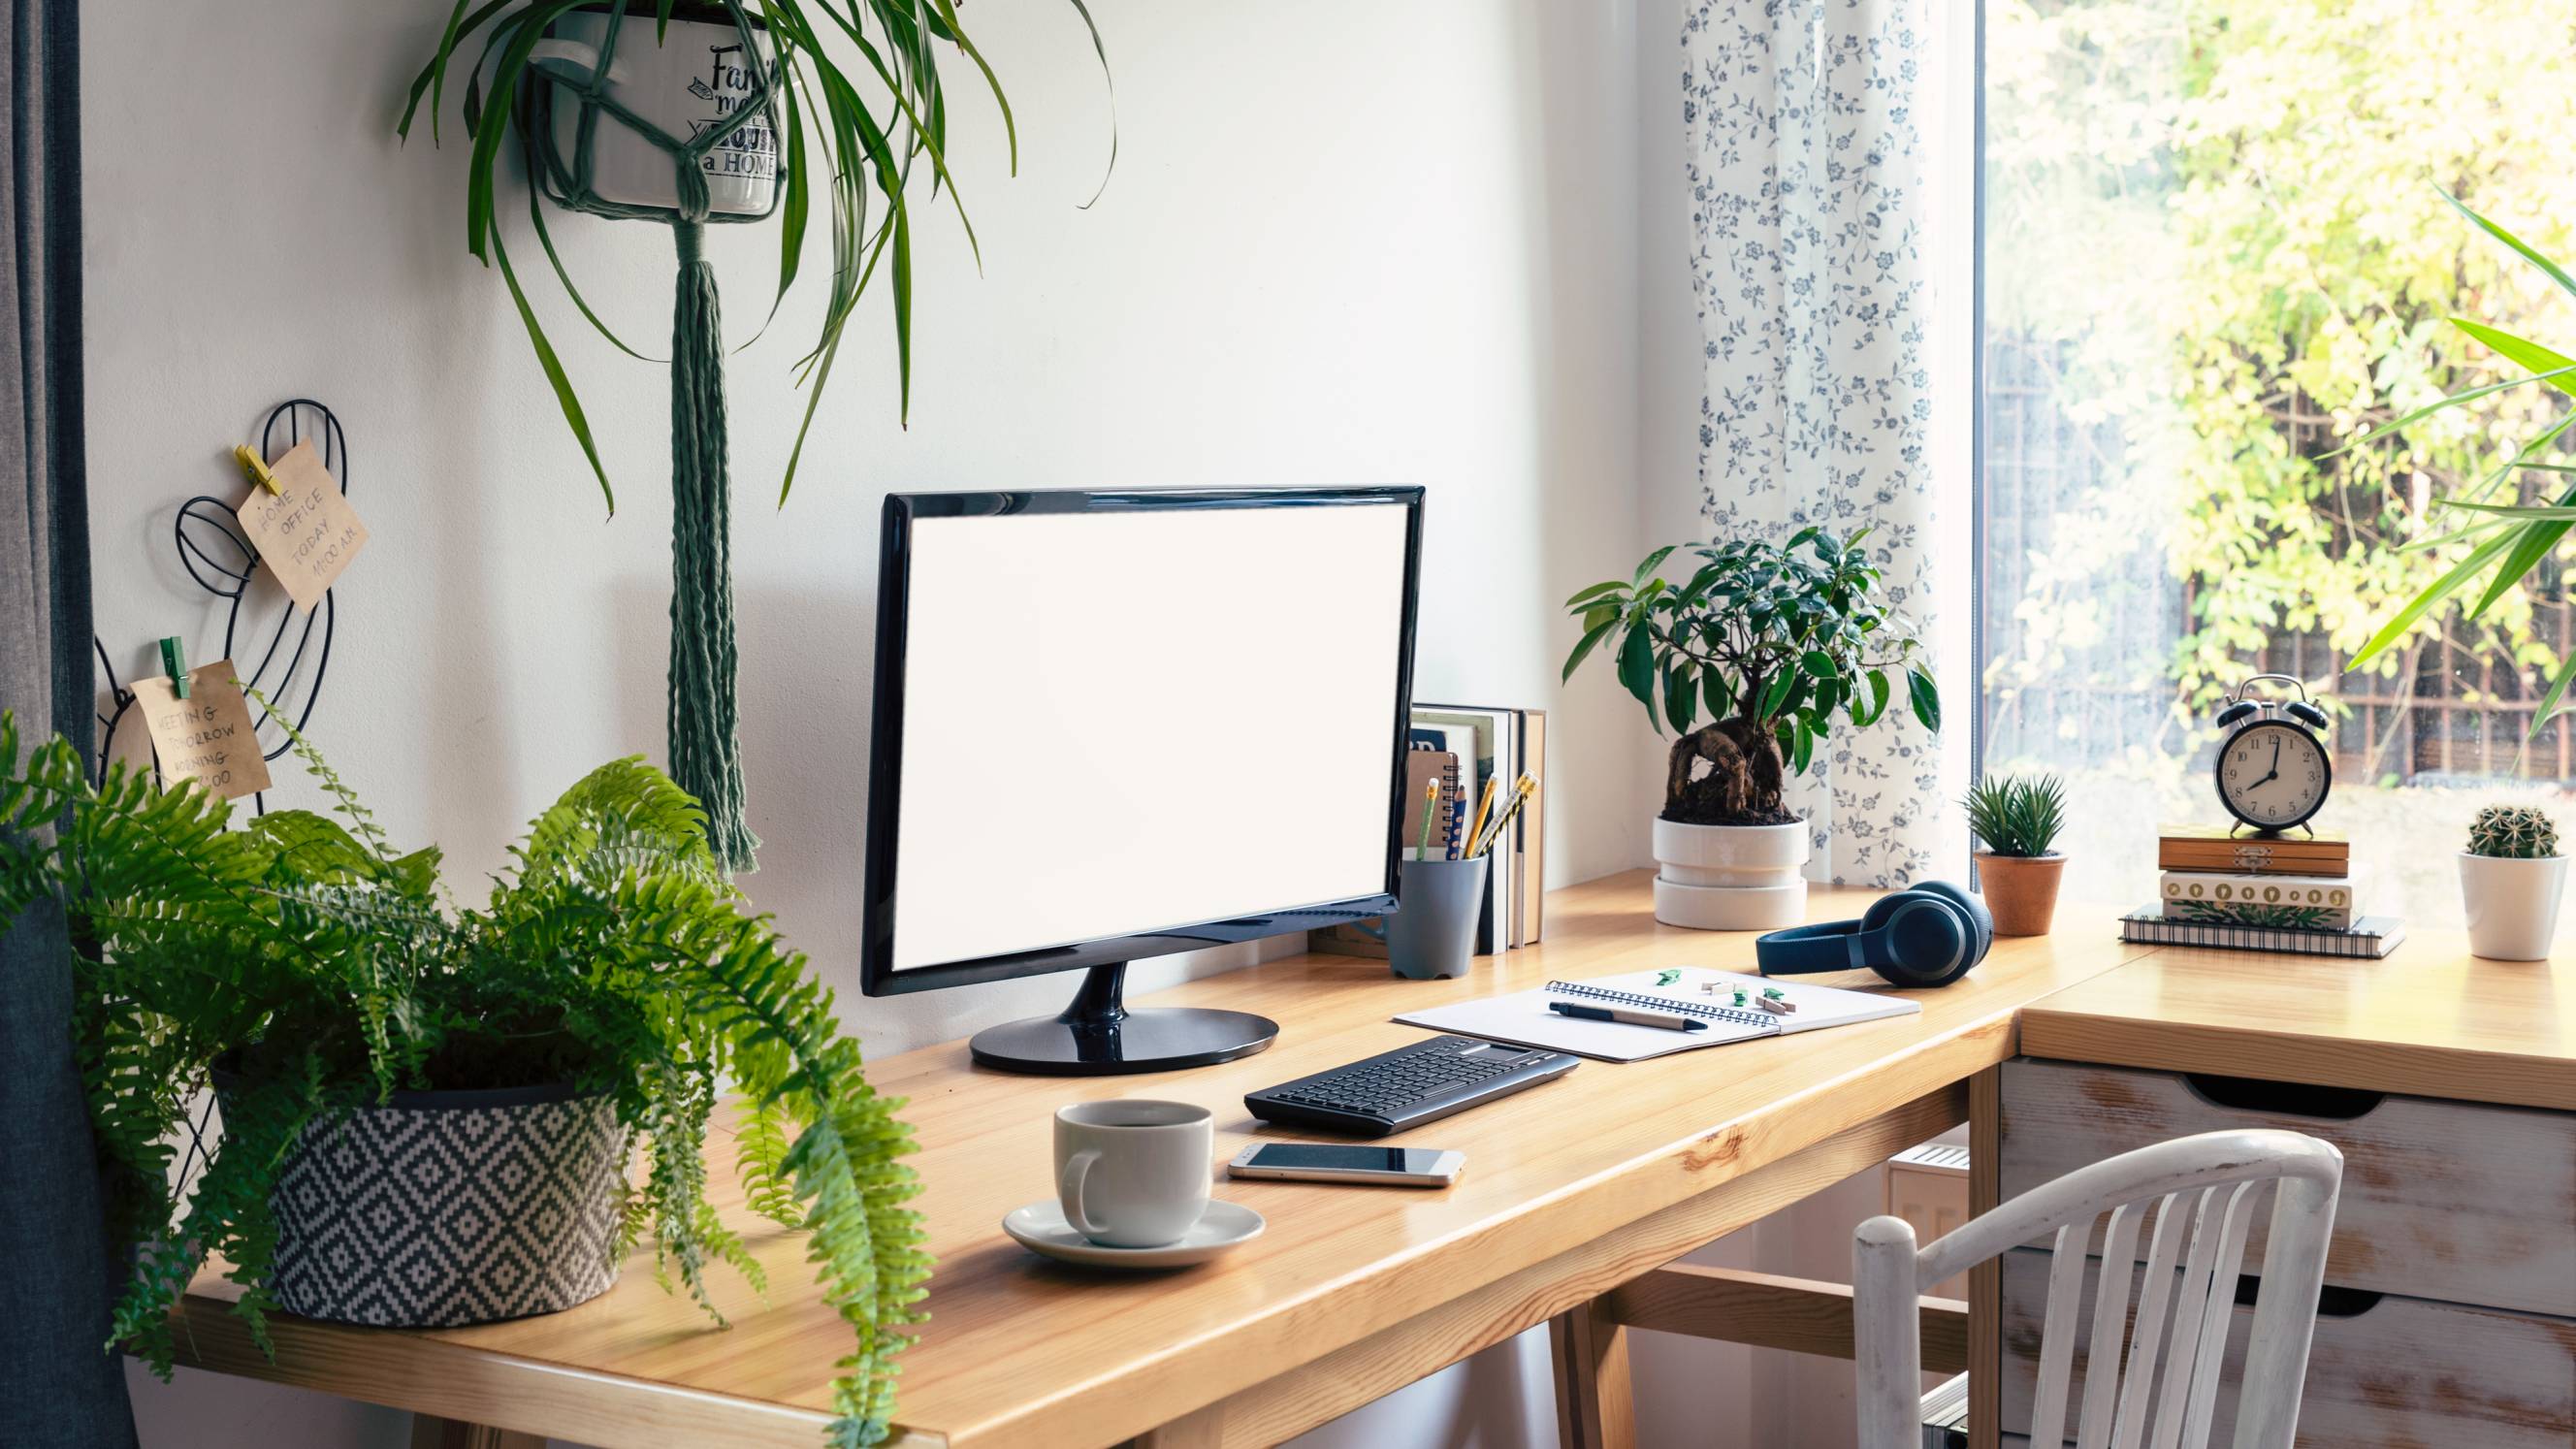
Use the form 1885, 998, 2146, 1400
2019, 927, 2576, 1111
175, 870, 2146, 1449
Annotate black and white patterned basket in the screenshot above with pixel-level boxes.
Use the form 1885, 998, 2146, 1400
259, 1083, 628, 1327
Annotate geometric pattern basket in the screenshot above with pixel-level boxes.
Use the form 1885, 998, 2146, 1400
263, 1086, 627, 1327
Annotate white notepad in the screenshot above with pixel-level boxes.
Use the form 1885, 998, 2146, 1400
1394, 967, 1922, 1062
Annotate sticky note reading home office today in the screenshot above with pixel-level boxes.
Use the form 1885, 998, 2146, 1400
132, 664, 272, 799
235, 438, 368, 610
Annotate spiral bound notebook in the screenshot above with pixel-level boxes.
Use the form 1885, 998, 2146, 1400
1395, 967, 1921, 1062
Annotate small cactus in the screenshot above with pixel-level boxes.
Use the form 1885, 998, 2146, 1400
2466, 804, 2560, 859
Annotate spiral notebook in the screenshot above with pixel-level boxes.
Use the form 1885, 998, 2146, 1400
1394, 967, 1921, 1062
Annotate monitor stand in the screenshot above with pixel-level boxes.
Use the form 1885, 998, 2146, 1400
968, 961, 1279, 1076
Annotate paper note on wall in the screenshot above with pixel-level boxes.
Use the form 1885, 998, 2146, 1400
133, 664, 273, 799
235, 439, 369, 610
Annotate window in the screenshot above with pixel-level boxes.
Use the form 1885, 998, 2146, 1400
1978, 0, 2576, 935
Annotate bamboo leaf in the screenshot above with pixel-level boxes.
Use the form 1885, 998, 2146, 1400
2452, 318, 2576, 400
2530, 652, 2576, 740
2326, 360, 2576, 456
2348, 523, 2525, 666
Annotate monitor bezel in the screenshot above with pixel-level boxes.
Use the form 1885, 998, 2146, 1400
860, 486, 1425, 997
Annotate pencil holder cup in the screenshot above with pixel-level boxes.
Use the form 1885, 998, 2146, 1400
1359, 853, 1490, 980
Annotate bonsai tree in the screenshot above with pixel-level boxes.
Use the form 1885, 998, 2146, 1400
1562, 527, 1939, 825
0, 711, 926, 1447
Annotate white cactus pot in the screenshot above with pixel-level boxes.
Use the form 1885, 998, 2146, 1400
2458, 852, 2567, 961
1652, 818, 1811, 931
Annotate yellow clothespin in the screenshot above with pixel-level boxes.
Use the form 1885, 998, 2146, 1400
233, 444, 281, 497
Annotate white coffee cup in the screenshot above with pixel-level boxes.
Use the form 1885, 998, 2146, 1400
1053, 1100, 1213, 1248
531, 10, 779, 217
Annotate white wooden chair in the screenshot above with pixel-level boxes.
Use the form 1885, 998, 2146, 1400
1852, 1128, 2343, 1449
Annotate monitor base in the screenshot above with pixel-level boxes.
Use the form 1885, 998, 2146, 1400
968, 962, 1279, 1076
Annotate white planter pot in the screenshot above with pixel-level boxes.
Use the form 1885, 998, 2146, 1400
2458, 853, 2568, 961
1653, 818, 1810, 931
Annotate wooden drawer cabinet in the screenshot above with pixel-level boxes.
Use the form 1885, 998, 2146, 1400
2001, 1057, 2576, 1315
1999, 1248, 2576, 1447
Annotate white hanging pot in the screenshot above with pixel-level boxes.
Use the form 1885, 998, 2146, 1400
1652, 817, 1810, 930
2458, 852, 2567, 961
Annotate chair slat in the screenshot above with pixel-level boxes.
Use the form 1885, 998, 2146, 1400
2146, 1185, 2229, 1449
2075, 1201, 2146, 1449
2027, 1217, 2093, 1449
2180, 1180, 2263, 1449
2109, 1192, 2190, 1449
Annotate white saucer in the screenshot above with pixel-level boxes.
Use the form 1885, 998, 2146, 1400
1002, 1199, 1266, 1269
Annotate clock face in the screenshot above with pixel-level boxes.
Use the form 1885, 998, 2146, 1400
2216, 721, 2331, 830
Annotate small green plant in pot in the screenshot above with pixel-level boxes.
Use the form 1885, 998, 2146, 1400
0, 712, 926, 1446
1562, 527, 1939, 929
1962, 773, 2067, 936
2460, 804, 2565, 960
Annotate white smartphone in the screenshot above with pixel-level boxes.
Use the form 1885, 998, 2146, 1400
1226, 1143, 1465, 1187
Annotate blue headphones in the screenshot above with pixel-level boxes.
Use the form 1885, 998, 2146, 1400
1754, 882, 1992, 988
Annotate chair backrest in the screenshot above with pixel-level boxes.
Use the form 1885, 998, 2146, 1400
1852, 1128, 2342, 1449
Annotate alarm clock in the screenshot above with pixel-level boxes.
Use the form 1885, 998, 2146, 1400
2211, 673, 2332, 833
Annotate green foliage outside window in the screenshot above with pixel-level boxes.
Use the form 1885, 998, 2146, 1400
1986, 0, 2576, 752
0, 712, 926, 1448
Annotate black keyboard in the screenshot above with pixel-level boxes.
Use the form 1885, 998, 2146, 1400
1245, 1035, 1578, 1137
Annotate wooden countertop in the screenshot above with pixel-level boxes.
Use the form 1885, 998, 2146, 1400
2019, 928, 2576, 1111
174, 870, 2149, 1449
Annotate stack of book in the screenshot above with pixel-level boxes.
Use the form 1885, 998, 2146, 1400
2117, 825, 2403, 958
1311, 703, 1547, 958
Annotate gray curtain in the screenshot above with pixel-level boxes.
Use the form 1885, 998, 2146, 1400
0, 0, 136, 1444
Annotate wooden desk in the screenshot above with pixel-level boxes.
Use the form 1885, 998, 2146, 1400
170, 871, 2147, 1449
2007, 928, 2576, 1447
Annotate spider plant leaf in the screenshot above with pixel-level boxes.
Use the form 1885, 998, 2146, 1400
527, 183, 656, 362
655, 0, 677, 41
755, 43, 811, 337
890, 199, 913, 427
781, 209, 899, 505
467, 4, 578, 262
922, 0, 1017, 174
1063, 0, 1118, 208
2439, 186, 2576, 302
2348, 523, 2525, 666
410, 0, 492, 146
830, 19, 982, 269
491, 226, 614, 515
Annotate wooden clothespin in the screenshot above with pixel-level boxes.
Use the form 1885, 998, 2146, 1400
158, 636, 190, 700
233, 443, 281, 497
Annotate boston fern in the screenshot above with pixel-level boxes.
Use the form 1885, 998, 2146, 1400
0, 711, 926, 1447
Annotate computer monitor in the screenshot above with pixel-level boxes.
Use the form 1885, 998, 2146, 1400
860, 487, 1425, 1075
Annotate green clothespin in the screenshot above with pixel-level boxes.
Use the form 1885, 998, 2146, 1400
1731, 988, 1749, 1008
159, 636, 189, 700
1762, 986, 1786, 1001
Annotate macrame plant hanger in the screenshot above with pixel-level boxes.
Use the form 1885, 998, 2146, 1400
526, 0, 787, 873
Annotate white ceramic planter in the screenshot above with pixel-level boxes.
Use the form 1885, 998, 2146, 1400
2459, 852, 2568, 961
1653, 818, 1810, 930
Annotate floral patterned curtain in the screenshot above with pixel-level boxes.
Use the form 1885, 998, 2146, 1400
1683, 0, 1948, 886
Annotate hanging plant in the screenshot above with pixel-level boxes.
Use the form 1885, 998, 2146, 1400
399, 0, 1111, 873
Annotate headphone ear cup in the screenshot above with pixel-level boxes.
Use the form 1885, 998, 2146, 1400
1909, 880, 1992, 968
1871, 894, 1972, 986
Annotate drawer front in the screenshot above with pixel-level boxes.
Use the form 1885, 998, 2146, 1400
2002, 1248, 2576, 1448
2002, 1057, 2576, 1315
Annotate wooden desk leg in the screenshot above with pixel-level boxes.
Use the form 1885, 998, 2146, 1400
1548, 1297, 1634, 1449
1968, 1064, 2002, 1449
408, 1414, 544, 1449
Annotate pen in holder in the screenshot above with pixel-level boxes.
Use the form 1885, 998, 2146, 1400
1358, 849, 1491, 981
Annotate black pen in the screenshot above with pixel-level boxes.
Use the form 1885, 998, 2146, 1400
1550, 1001, 1706, 1033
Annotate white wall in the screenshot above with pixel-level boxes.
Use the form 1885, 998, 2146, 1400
88, 1, 1651, 1445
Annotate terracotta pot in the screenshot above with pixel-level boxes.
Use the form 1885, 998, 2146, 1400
1976, 853, 2064, 937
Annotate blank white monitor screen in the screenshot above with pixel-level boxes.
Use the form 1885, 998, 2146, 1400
888, 500, 1410, 973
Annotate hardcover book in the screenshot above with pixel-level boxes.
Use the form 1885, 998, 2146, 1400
2156, 823, 2348, 878
2158, 871, 2355, 930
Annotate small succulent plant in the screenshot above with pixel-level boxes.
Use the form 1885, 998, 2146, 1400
1963, 773, 2068, 858
2467, 804, 2560, 859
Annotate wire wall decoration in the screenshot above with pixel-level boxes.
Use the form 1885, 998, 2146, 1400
95, 399, 349, 814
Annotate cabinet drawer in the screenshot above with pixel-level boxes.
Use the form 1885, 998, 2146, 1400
2002, 1247, 2576, 1448
2002, 1057, 2576, 1315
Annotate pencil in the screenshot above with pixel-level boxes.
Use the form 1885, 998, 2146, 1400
1416, 777, 1441, 858
1471, 774, 1537, 858
1463, 776, 1499, 863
